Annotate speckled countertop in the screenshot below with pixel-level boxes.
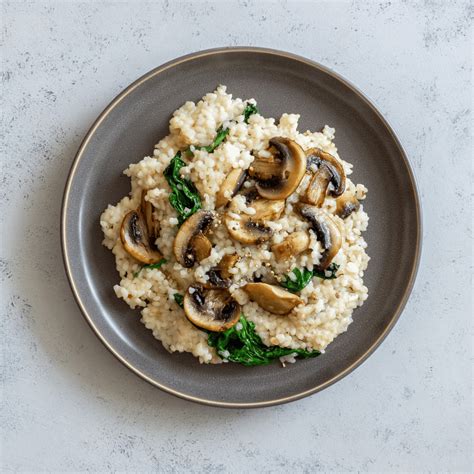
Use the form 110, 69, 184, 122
2, 1, 472, 472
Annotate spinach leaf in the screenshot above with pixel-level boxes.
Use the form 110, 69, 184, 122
281, 263, 340, 293
207, 315, 320, 366
187, 125, 230, 156
203, 125, 229, 153
173, 293, 184, 308
280, 267, 314, 293
133, 258, 167, 278
164, 152, 202, 225
243, 102, 258, 123
313, 262, 340, 280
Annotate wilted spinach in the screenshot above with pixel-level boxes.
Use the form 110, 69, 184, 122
164, 152, 202, 225
133, 258, 167, 278
173, 293, 184, 308
281, 263, 340, 293
186, 125, 230, 156
243, 102, 258, 123
207, 315, 320, 366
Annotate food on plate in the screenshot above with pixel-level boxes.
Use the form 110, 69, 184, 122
100, 86, 369, 366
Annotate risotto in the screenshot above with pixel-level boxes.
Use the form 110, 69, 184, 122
100, 86, 369, 366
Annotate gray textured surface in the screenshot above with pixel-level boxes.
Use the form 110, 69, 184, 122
1, 1, 472, 472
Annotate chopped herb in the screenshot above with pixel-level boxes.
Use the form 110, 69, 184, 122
281, 263, 340, 293
133, 258, 167, 278
164, 152, 202, 225
207, 315, 320, 366
173, 293, 184, 308
243, 102, 258, 123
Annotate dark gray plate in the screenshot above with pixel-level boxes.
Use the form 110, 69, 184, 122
61, 48, 421, 407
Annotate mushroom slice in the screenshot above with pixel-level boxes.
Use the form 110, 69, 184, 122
225, 216, 274, 245
336, 192, 360, 219
205, 254, 240, 289
215, 169, 247, 208
173, 210, 215, 268
120, 210, 164, 264
218, 254, 240, 279
244, 283, 303, 315
248, 152, 286, 181
271, 231, 310, 262
250, 198, 285, 221
183, 285, 241, 332
224, 194, 285, 245
298, 204, 342, 271
251, 137, 307, 200
141, 191, 160, 242
305, 148, 346, 198
302, 164, 334, 207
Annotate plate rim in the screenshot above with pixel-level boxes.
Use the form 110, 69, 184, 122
61, 46, 422, 408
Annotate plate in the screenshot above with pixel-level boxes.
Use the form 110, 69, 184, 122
61, 47, 421, 407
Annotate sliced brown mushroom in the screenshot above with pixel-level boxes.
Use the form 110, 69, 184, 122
248, 153, 285, 181
335, 192, 360, 219
271, 231, 310, 262
249, 137, 306, 200
224, 193, 285, 244
120, 210, 164, 264
302, 164, 334, 207
298, 204, 342, 271
244, 283, 303, 315
303, 148, 346, 205
225, 216, 273, 245
218, 254, 240, 278
183, 285, 241, 332
205, 254, 240, 289
141, 191, 160, 242
173, 210, 214, 268
215, 169, 247, 208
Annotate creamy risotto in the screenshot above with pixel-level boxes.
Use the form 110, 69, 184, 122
100, 86, 369, 366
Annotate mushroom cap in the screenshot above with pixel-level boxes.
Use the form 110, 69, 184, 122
183, 285, 241, 332
335, 192, 360, 219
298, 204, 342, 271
224, 194, 285, 244
215, 169, 247, 208
305, 148, 346, 197
271, 231, 310, 262
244, 283, 303, 315
251, 137, 307, 200
120, 210, 164, 264
173, 210, 215, 268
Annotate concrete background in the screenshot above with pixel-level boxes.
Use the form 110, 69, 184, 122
1, 1, 472, 472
